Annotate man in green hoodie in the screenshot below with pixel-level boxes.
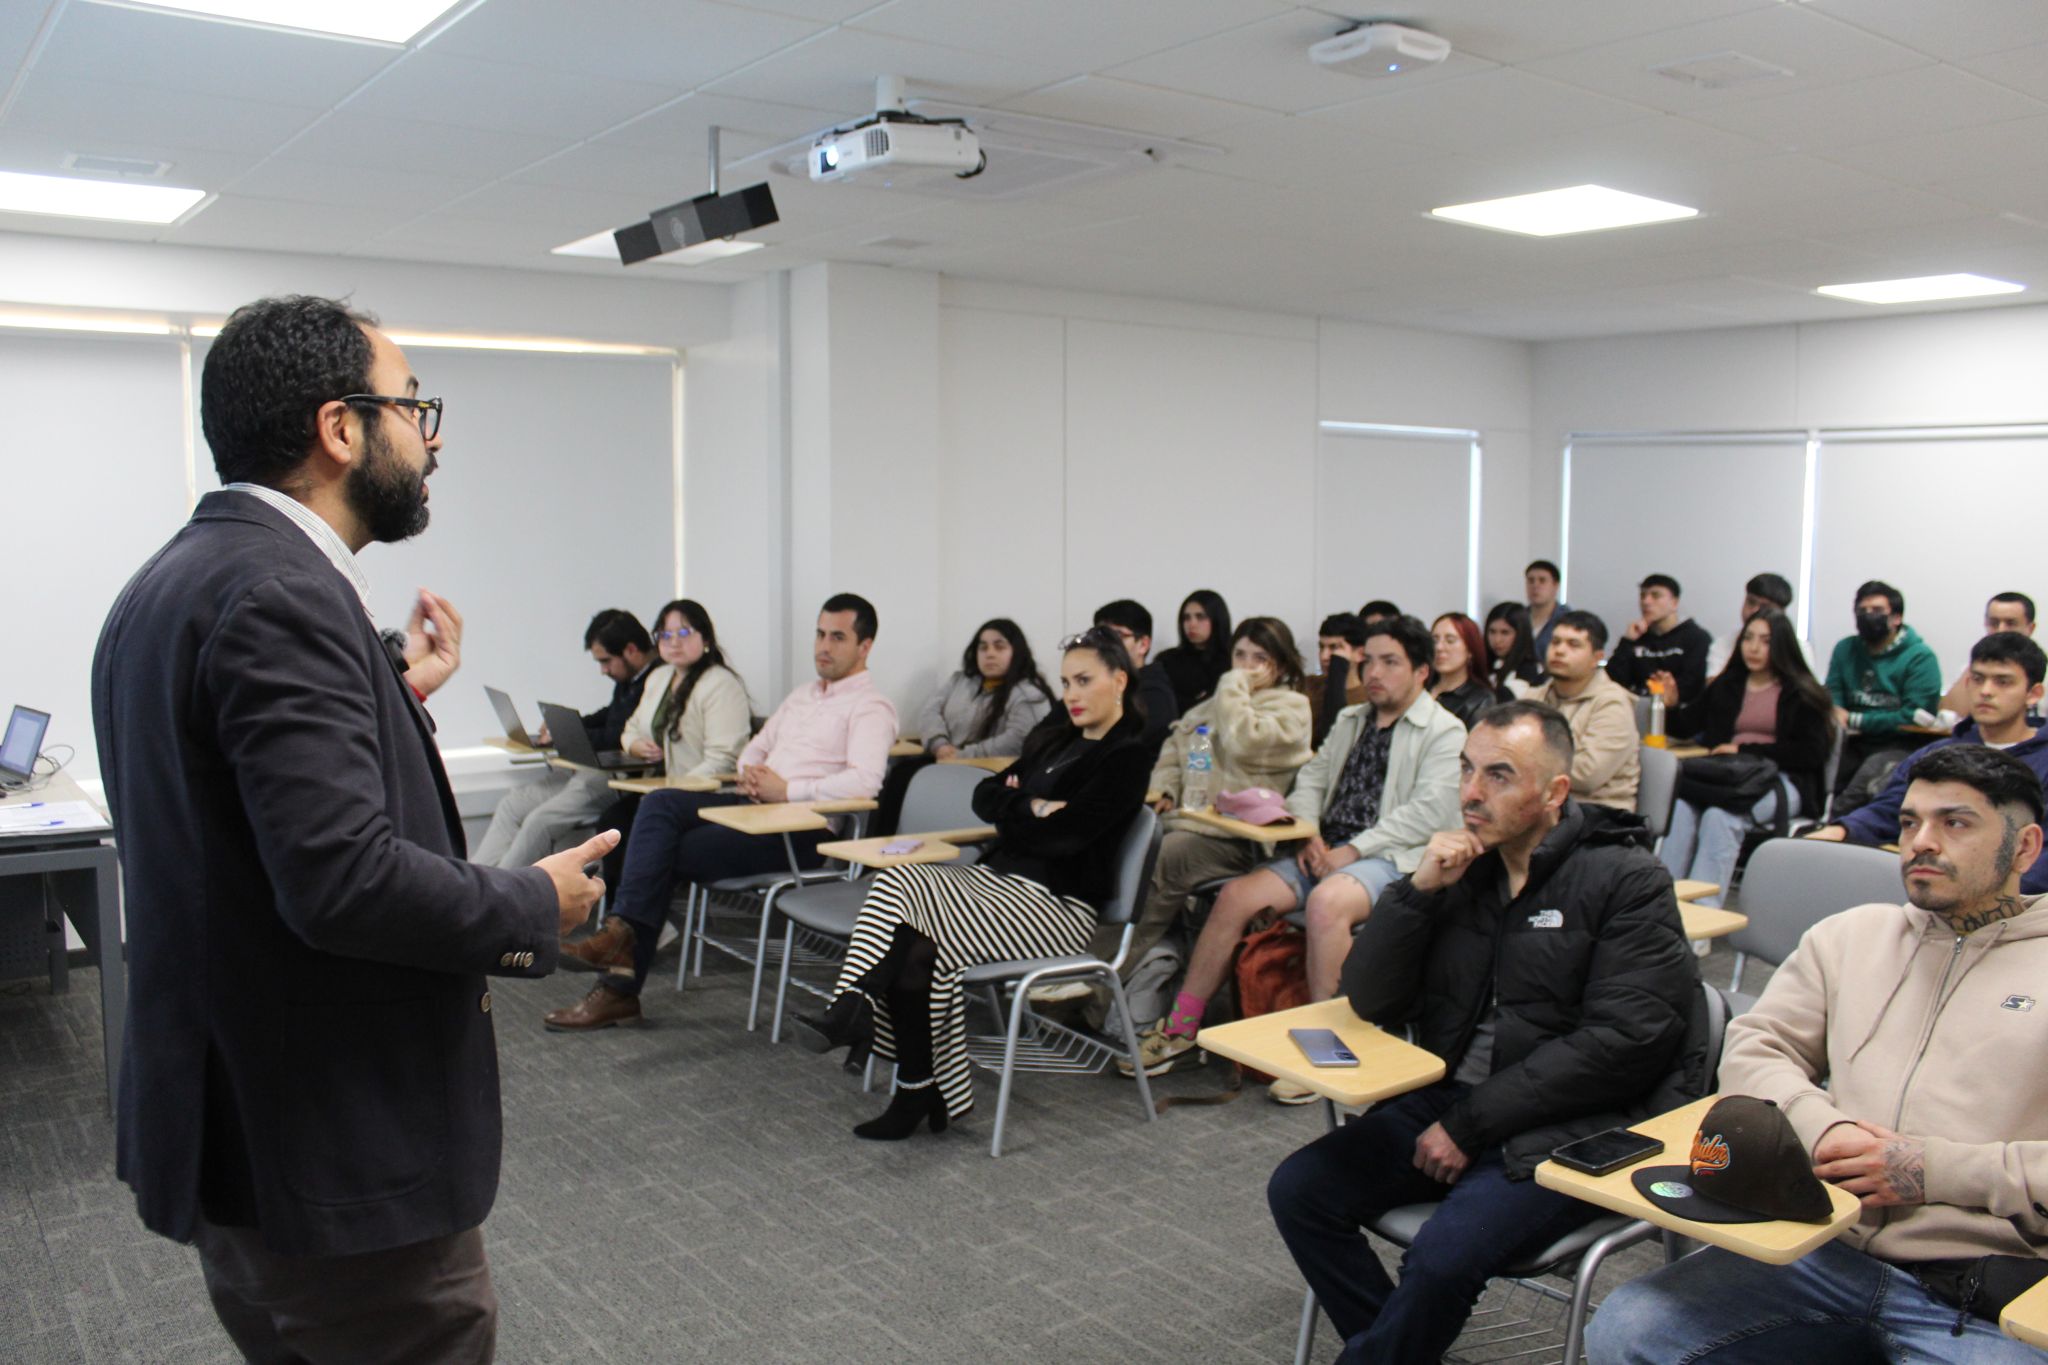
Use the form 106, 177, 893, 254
1827, 579, 1942, 813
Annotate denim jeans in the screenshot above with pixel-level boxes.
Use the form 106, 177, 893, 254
1585, 1236, 2048, 1364
1266, 1082, 1601, 1364
1660, 781, 1797, 909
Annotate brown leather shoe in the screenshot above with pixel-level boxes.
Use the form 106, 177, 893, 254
559, 916, 637, 972
543, 983, 642, 1032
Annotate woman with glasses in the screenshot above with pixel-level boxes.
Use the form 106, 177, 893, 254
617, 599, 753, 780
791, 627, 1152, 1140
873, 618, 1054, 835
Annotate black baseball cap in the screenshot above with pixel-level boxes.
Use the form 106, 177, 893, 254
1631, 1095, 1834, 1225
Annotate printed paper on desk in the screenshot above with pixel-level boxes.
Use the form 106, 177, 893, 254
0, 801, 111, 835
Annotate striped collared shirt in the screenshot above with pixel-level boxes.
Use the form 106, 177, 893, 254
223, 482, 374, 620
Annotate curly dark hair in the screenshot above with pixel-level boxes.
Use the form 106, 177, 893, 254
201, 295, 378, 488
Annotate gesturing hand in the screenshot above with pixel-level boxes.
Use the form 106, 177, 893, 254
1411, 829, 1486, 893
401, 589, 463, 697
1814, 1120, 1926, 1208
539, 829, 620, 937
1413, 1122, 1470, 1185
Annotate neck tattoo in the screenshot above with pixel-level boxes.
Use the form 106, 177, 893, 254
1940, 894, 2028, 935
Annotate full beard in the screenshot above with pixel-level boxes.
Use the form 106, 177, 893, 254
345, 422, 432, 544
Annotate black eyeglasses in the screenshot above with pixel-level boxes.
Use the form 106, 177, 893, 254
340, 393, 442, 440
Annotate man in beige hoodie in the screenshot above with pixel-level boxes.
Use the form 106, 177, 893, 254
1588, 744, 2048, 1364
1530, 610, 1640, 811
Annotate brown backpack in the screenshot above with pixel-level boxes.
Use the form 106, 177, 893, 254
1232, 916, 1310, 1083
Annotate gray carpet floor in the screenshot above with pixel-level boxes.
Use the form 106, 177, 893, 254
0, 930, 1773, 1365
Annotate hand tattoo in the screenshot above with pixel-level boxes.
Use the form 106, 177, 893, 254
1941, 895, 2027, 935
1882, 1138, 1926, 1204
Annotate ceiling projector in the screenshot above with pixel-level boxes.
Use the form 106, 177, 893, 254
1310, 22, 1451, 76
811, 116, 983, 184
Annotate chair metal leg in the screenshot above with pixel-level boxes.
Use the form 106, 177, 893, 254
1102, 971, 1155, 1124
691, 885, 708, 977
746, 882, 785, 1032
1562, 1219, 1658, 1363
1293, 1285, 1318, 1365
1729, 949, 1746, 994
770, 919, 797, 1044
988, 977, 1032, 1158
674, 892, 695, 992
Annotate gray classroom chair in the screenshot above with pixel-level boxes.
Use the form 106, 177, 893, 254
1725, 836, 1901, 1011
763, 761, 989, 1044
961, 805, 1162, 1158
1636, 744, 1679, 844
1293, 981, 1732, 1365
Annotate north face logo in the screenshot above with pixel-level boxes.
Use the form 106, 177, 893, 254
1526, 909, 1563, 929
2003, 995, 2036, 1012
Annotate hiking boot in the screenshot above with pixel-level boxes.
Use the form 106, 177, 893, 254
1116, 1021, 1199, 1078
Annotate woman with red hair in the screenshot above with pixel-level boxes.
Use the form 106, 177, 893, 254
1429, 612, 1506, 729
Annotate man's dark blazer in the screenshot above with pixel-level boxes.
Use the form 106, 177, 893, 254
91, 491, 559, 1258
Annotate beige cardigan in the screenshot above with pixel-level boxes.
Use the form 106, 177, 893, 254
1721, 895, 2048, 1265
1151, 670, 1312, 837
618, 663, 752, 779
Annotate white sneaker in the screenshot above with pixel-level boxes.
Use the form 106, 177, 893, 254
1267, 1077, 1319, 1106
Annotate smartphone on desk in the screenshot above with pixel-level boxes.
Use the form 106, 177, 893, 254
1550, 1127, 1664, 1177
1288, 1027, 1360, 1068
880, 838, 924, 855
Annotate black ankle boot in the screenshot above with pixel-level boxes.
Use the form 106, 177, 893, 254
853, 1082, 949, 1140
792, 992, 873, 1057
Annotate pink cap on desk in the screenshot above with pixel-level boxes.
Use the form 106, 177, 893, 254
1215, 787, 1292, 825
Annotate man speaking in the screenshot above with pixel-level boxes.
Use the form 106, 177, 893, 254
92, 295, 613, 1360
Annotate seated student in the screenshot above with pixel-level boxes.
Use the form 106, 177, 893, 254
1429, 611, 1506, 729
1604, 572, 1713, 705
1530, 610, 1641, 810
1125, 615, 1463, 1101
542, 594, 896, 1031
1154, 589, 1233, 713
1808, 632, 2048, 895
873, 618, 1052, 834
473, 608, 656, 868
1094, 599, 1178, 756
1309, 612, 1370, 749
619, 599, 753, 779
1589, 745, 2048, 1365
1654, 609, 1834, 906
1940, 590, 2036, 715
1524, 559, 1571, 662
789, 627, 1151, 1139
1269, 702, 1700, 1364
1358, 599, 1402, 626
1827, 578, 1943, 813
1483, 602, 1542, 697
1705, 570, 1802, 675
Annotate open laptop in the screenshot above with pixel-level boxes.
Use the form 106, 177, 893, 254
537, 701, 650, 772
483, 686, 549, 751
0, 705, 50, 788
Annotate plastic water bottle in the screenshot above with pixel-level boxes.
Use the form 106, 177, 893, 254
1646, 688, 1668, 749
1184, 725, 1215, 812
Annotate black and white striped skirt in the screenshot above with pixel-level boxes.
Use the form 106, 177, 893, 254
833, 862, 1095, 1120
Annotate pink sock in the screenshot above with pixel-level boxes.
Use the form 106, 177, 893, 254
1166, 991, 1206, 1035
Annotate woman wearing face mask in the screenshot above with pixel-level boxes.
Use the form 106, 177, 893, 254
1428, 612, 1506, 729
618, 599, 753, 779
1483, 602, 1541, 697
1654, 609, 1835, 905
874, 619, 1055, 835
1154, 589, 1234, 713
791, 627, 1152, 1140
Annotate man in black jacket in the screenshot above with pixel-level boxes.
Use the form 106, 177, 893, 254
1094, 599, 1179, 758
1606, 572, 1714, 704
92, 295, 615, 1360
1267, 700, 1701, 1363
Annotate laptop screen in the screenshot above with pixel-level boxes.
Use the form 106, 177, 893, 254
0, 706, 50, 779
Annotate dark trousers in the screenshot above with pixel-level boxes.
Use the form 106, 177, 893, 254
609, 789, 825, 996
194, 1220, 495, 1364
1266, 1082, 1600, 1364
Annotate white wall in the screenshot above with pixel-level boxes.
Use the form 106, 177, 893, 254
1534, 301, 2048, 674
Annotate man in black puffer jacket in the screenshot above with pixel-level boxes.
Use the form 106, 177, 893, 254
1268, 700, 1703, 1364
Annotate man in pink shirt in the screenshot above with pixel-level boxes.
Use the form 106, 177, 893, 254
544, 594, 897, 1030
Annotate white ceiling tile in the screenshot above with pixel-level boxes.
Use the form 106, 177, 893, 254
165, 194, 414, 253
1959, 39, 2048, 101
1303, 68, 1665, 155
1520, 4, 1931, 116
429, 181, 662, 232
699, 25, 1070, 110
37, 3, 397, 108
717, 0, 889, 21
994, 76, 1267, 139
1913, 172, 2048, 226
1417, 0, 1782, 65
277, 113, 572, 180
1689, 63, 2048, 149
849, 0, 1287, 70
1810, 212, 2048, 271
1819, 113, 2048, 185
342, 51, 686, 140
598, 91, 851, 168
5, 71, 324, 156
424, 0, 824, 87
1106, 8, 1496, 116
221, 158, 492, 212
1802, 0, 2048, 61
0, 1, 49, 73
0, 128, 250, 189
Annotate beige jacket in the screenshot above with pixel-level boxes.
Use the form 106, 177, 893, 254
618, 663, 752, 779
1530, 670, 1640, 810
1721, 895, 2048, 1264
1284, 691, 1465, 873
1151, 670, 1312, 836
